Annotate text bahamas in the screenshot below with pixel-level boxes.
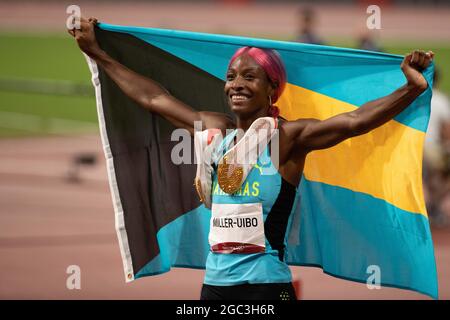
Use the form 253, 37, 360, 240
213, 181, 260, 196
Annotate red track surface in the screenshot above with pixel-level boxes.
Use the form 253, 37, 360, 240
1, 1, 449, 41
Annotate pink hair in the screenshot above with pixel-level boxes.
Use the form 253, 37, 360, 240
228, 46, 287, 104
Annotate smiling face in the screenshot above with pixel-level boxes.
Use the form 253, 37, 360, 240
224, 54, 275, 119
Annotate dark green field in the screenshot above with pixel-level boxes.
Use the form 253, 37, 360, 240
0, 33, 96, 137
1, 32, 449, 137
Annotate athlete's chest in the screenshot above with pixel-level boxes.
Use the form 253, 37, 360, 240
211, 148, 282, 215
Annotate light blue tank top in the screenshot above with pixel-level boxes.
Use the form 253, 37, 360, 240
204, 130, 296, 286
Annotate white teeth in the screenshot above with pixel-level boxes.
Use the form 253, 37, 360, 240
231, 95, 248, 101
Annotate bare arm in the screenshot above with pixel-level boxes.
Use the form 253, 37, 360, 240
288, 50, 434, 152
69, 17, 232, 134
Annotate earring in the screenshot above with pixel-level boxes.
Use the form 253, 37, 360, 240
268, 95, 279, 118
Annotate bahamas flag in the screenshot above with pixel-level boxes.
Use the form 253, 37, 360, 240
85, 23, 438, 298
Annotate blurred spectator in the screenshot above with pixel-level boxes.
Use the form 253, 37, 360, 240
356, 31, 383, 52
426, 69, 450, 150
423, 67, 450, 225
295, 6, 325, 45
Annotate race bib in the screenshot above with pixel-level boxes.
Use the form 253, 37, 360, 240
209, 202, 265, 254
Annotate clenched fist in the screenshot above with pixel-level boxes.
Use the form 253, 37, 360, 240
401, 50, 434, 91
68, 17, 102, 58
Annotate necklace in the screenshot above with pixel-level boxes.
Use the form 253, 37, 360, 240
216, 117, 277, 194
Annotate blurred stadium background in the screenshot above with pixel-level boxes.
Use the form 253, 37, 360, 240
0, 0, 449, 299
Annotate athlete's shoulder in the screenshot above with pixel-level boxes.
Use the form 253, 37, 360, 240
278, 117, 316, 139
199, 111, 235, 133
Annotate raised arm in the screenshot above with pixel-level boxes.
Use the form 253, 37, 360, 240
288, 50, 434, 152
68, 17, 232, 134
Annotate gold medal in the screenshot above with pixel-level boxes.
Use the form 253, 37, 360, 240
217, 155, 244, 194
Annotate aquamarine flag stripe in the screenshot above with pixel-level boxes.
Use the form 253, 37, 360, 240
98, 23, 432, 132
289, 177, 438, 299
135, 206, 211, 278
135, 178, 437, 298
